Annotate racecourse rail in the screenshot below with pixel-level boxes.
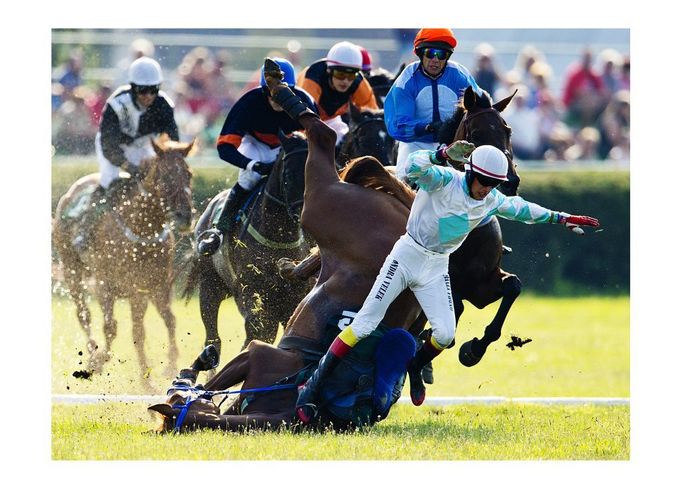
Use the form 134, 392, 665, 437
52, 394, 629, 406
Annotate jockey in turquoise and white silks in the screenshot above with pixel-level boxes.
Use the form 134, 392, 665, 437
383, 28, 481, 180
294, 142, 600, 423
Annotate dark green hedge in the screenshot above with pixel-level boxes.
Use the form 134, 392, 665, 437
498, 171, 629, 294
52, 164, 629, 294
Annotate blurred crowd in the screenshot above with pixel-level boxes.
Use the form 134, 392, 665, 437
51, 37, 630, 162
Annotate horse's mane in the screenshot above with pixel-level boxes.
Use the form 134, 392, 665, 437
437, 89, 494, 145
339, 157, 415, 209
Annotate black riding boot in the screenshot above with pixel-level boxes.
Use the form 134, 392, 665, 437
407, 339, 444, 406
72, 185, 107, 253
196, 184, 250, 256
295, 350, 343, 424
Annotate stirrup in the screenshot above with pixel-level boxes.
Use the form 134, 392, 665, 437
196, 229, 223, 256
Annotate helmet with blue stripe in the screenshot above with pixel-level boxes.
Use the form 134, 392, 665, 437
260, 57, 296, 87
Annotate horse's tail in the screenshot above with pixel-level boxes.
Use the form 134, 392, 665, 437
178, 249, 205, 303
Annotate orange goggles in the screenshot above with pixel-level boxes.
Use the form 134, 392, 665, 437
331, 70, 358, 81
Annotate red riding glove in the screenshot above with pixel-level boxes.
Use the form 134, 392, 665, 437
558, 213, 600, 234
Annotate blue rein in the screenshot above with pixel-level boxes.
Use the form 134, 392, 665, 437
170, 382, 298, 433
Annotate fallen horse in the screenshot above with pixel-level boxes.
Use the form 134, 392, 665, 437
149, 60, 424, 432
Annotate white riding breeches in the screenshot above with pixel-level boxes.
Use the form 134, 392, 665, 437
325, 115, 349, 146
395, 141, 439, 181
96, 132, 156, 189
348, 233, 455, 348
235, 135, 280, 190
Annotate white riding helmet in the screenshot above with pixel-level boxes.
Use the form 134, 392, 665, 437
326, 41, 363, 71
468, 145, 508, 181
129, 56, 163, 86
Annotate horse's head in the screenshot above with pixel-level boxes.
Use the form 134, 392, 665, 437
446, 86, 520, 196
343, 103, 395, 166
266, 131, 308, 223
143, 135, 195, 232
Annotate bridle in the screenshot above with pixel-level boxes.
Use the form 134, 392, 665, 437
460, 107, 514, 165
263, 146, 307, 222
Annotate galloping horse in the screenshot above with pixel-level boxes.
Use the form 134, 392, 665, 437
149, 79, 423, 432
437, 86, 523, 366
53, 136, 194, 388
182, 131, 314, 360
338, 103, 396, 168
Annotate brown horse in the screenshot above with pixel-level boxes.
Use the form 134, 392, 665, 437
53, 136, 194, 389
277, 86, 523, 369
181, 131, 314, 361
149, 83, 423, 432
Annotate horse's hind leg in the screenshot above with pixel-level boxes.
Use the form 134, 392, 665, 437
129, 296, 154, 391
62, 259, 98, 355
459, 272, 522, 367
151, 287, 179, 377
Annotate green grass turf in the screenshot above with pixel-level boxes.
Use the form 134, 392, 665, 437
51, 402, 629, 460
51, 295, 629, 397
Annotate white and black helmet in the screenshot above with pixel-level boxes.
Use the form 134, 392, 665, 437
129, 56, 163, 86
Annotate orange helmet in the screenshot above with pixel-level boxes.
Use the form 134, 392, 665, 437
413, 28, 457, 54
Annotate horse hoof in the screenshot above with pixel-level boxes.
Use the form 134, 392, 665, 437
459, 340, 482, 367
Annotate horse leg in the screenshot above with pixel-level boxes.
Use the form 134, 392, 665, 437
151, 287, 179, 378
199, 271, 228, 377
87, 290, 116, 373
129, 295, 154, 391
459, 273, 522, 367
63, 263, 98, 356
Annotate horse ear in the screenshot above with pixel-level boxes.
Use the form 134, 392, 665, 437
150, 136, 163, 156
493, 89, 518, 113
181, 138, 196, 157
463, 86, 477, 111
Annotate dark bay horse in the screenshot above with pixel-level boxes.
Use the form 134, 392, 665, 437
338, 103, 396, 168
53, 136, 194, 388
438, 86, 522, 366
181, 131, 314, 360
149, 83, 423, 432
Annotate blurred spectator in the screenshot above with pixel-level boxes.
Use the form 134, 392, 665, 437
561, 47, 609, 128
510, 45, 546, 87
565, 126, 601, 161
503, 84, 542, 160
597, 89, 630, 160
472, 42, 502, 96
619, 55, 630, 91
598, 48, 623, 97
527, 61, 555, 109
177, 47, 212, 114
56, 49, 84, 92
204, 49, 238, 124
543, 123, 574, 162
536, 90, 563, 157
52, 85, 97, 155
84, 82, 113, 125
